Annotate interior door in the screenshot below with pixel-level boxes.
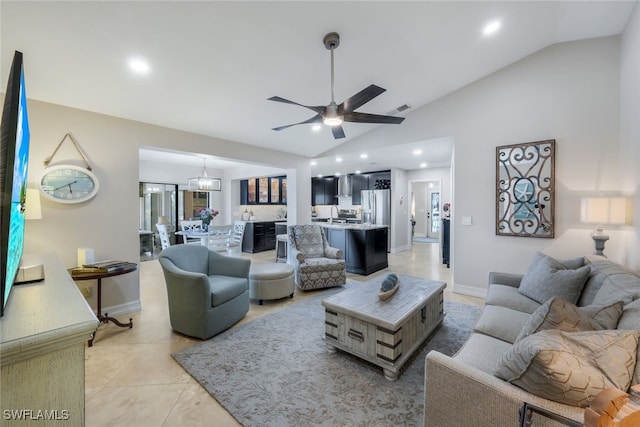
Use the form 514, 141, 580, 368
426, 189, 440, 239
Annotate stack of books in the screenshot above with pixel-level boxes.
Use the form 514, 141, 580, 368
70, 260, 130, 276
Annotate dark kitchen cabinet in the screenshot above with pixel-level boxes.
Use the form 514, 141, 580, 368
242, 221, 278, 253
311, 177, 338, 206
324, 228, 346, 258
322, 226, 388, 275
241, 176, 287, 205
350, 174, 369, 205
346, 227, 389, 275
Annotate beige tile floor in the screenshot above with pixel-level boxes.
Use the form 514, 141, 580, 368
85, 242, 484, 426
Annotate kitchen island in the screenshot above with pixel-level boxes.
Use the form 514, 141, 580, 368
321, 223, 388, 275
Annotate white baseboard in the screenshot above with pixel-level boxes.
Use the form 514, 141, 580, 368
391, 244, 412, 253
452, 283, 487, 300
102, 300, 141, 317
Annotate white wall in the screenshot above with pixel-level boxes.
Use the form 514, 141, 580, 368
322, 36, 631, 297
23, 101, 311, 314
620, 3, 640, 270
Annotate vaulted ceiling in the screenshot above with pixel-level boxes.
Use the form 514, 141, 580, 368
2, 1, 635, 173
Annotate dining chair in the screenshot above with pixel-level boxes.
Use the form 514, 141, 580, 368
207, 225, 233, 253
179, 220, 203, 244
156, 223, 171, 250
227, 221, 247, 255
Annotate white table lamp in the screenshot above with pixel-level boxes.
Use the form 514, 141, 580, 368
580, 197, 628, 256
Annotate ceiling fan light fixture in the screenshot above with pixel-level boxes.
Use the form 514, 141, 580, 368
323, 116, 343, 126
323, 102, 343, 126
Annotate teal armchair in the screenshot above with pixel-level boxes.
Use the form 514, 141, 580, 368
158, 244, 251, 339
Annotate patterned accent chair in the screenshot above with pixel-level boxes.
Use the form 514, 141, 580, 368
287, 224, 346, 291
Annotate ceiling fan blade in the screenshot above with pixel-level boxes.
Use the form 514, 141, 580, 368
331, 125, 346, 139
268, 96, 325, 114
272, 114, 323, 131
339, 84, 386, 114
344, 111, 405, 124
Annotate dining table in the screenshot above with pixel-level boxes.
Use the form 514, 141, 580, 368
175, 228, 232, 251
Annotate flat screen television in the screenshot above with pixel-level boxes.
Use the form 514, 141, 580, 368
0, 51, 30, 317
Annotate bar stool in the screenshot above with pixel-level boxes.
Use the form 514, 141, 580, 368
276, 234, 287, 263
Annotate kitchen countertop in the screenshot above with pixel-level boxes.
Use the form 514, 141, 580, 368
321, 223, 388, 230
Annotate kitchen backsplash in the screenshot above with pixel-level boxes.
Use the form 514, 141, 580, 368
238, 205, 286, 221
314, 200, 362, 219
238, 199, 362, 221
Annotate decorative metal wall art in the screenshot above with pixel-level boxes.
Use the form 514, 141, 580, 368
496, 139, 555, 238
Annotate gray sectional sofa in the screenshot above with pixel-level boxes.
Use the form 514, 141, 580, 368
424, 253, 640, 427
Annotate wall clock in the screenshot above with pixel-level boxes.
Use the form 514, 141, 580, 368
38, 164, 99, 204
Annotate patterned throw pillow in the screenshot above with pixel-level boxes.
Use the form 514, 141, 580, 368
494, 329, 639, 407
617, 298, 640, 386
515, 297, 624, 342
518, 256, 591, 304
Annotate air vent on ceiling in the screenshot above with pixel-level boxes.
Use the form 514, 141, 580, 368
387, 104, 411, 115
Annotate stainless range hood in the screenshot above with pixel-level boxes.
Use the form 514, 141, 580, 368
337, 175, 352, 197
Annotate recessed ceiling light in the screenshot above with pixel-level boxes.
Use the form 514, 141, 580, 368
483, 20, 501, 36
355, 170, 361, 174
129, 57, 150, 74
335, 172, 340, 176
311, 124, 322, 132
310, 160, 317, 166
413, 149, 423, 155
318, 174, 323, 178
336, 157, 343, 162
420, 162, 427, 168
360, 153, 368, 159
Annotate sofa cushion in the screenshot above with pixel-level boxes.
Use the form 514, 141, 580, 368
515, 297, 624, 342
485, 284, 541, 314
453, 333, 512, 374
494, 329, 639, 407
591, 272, 640, 307
474, 305, 533, 344
518, 256, 591, 304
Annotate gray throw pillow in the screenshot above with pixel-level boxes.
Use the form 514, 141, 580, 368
515, 297, 624, 342
527, 251, 585, 271
591, 273, 640, 307
494, 329, 639, 407
518, 256, 591, 304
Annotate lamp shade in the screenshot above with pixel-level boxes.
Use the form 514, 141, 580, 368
24, 189, 42, 220
580, 197, 627, 225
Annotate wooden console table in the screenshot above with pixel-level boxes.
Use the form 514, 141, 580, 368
69, 263, 137, 347
1, 252, 99, 427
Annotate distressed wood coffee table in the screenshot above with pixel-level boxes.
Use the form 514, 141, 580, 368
322, 274, 445, 380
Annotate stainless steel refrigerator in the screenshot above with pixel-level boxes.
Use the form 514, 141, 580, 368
361, 189, 391, 250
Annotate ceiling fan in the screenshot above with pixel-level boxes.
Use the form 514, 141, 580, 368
268, 32, 405, 140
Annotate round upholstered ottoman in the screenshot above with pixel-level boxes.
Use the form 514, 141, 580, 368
249, 263, 295, 305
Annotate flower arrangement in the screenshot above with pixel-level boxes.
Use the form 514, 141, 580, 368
198, 207, 219, 225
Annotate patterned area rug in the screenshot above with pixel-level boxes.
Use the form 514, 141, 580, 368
172, 282, 481, 427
